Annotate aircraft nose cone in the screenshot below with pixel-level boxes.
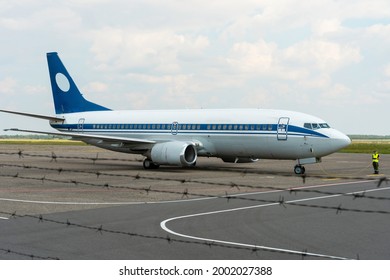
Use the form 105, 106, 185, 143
332, 131, 351, 151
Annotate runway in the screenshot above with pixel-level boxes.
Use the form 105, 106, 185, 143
0, 145, 389, 259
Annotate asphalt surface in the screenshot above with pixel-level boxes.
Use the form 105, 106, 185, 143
0, 144, 389, 259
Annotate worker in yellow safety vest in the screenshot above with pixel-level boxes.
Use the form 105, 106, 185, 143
372, 151, 380, 174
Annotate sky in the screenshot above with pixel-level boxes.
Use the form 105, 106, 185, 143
1, 0, 390, 135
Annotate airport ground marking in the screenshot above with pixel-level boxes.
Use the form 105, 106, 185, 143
0, 179, 378, 206
161, 182, 390, 260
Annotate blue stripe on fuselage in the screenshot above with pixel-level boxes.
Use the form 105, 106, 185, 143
50, 123, 328, 138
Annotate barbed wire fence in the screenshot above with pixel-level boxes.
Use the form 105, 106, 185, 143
0, 149, 389, 260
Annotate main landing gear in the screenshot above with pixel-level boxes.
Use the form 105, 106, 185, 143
143, 158, 160, 169
294, 165, 306, 175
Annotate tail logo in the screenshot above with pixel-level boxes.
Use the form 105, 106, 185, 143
55, 73, 70, 93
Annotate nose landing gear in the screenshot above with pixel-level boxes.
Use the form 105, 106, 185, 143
294, 165, 306, 175
294, 157, 321, 175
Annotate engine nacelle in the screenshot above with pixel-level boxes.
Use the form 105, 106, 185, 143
150, 141, 197, 166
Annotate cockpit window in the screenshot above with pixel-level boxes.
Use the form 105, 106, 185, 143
312, 123, 321, 130
304, 123, 312, 129
304, 123, 331, 130
319, 123, 330, 128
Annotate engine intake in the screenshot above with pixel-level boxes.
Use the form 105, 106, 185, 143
150, 141, 197, 166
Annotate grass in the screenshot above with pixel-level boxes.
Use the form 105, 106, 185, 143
340, 140, 390, 154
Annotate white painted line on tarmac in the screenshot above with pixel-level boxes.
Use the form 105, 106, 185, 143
0, 196, 216, 206
161, 184, 390, 260
0, 179, 379, 206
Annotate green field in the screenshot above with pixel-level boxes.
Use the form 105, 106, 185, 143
340, 140, 390, 154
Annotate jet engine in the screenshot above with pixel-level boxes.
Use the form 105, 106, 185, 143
150, 141, 197, 166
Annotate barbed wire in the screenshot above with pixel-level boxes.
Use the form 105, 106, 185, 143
0, 210, 351, 260
1, 163, 389, 203
0, 171, 389, 215
1, 149, 389, 260
0, 150, 385, 182
0, 150, 140, 163
0, 247, 59, 260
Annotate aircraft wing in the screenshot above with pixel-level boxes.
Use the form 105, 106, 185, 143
4, 128, 156, 145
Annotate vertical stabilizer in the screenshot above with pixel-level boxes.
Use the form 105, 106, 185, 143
47, 52, 110, 114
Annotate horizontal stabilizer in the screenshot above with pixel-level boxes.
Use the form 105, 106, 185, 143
0, 109, 64, 122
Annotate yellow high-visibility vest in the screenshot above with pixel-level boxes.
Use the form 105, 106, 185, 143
372, 153, 379, 163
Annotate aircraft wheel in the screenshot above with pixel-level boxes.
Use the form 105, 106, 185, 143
143, 159, 160, 169
294, 165, 305, 175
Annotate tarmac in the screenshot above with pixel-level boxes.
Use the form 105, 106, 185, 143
0, 144, 389, 259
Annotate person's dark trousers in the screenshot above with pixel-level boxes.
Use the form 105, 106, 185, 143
373, 162, 379, 174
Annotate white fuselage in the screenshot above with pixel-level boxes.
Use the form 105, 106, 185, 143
50, 108, 351, 162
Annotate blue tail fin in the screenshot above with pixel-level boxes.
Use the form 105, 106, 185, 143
47, 52, 110, 114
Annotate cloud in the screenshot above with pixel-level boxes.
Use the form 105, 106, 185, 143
0, 6, 82, 31
0, 77, 17, 95
82, 81, 109, 93
226, 40, 277, 74
284, 40, 362, 72
1, 0, 390, 134
312, 19, 344, 36
384, 64, 390, 77
89, 27, 209, 73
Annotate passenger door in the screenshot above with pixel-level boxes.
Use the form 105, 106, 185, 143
277, 117, 289, 140
78, 118, 85, 132
171, 121, 179, 135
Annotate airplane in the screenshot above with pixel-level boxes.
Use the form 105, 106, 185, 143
1, 52, 351, 174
